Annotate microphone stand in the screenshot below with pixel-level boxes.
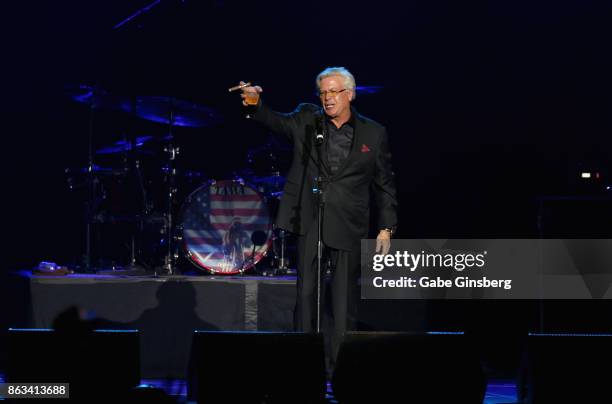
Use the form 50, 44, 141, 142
313, 114, 327, 333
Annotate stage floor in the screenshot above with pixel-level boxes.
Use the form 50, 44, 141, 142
5, 269, 549, 382
7, 270, 297, 378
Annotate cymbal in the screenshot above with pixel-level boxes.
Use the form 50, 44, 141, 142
65, 165, 126, 190
64, 164, 124, 175
134, 96, 221, 128
66, 86, 221, 128
65, 84, 130, 111
96, 135, 154, 155
249, 173, 287, 187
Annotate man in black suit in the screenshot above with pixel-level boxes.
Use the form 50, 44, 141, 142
238, 67, 398, 371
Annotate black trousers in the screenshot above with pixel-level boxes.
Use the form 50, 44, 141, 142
294, 225, 360, 371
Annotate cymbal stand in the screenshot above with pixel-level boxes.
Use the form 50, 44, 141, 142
161, 107, 179, 275
124, 121, 151, 216
84, 99, 99, 272
115, 107, 149, 273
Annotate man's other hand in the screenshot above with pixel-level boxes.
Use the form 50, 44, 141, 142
375, 230, 391, 255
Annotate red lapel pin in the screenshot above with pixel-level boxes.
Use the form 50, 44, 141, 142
361, 144, 370, 153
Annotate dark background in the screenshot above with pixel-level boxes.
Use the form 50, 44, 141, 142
3, 0, 612, 376
4, 0, 612, 270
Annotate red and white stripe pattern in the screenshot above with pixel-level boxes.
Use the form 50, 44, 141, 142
182, 180, 271, 274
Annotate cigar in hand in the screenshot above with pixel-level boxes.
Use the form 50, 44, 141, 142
228, 82, 252, 92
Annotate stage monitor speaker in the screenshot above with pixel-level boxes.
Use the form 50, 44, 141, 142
7, 328, 140, 401
332, 332, 486, 404
519, 333, 612, 403
188, 331, 326, 404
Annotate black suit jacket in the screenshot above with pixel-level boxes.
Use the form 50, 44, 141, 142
252, 101, 398, 251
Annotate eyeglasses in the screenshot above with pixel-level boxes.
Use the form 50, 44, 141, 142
317, 88, 348, 98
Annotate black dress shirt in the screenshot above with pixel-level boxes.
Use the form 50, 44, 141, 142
325, 115, 355, 175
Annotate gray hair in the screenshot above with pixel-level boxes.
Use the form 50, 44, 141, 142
316, 67, 356, 100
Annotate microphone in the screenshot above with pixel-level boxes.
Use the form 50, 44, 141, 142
315, 110, 326, 145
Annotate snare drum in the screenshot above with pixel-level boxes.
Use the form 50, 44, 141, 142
179, 180, 273, 274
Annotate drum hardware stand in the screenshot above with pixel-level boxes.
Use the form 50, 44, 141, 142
271, 228, 289, 276
107, 233, 141, 274
239, 245, 256, 276
123, 130, 148, 274
130, 235, 137, 268
279, 228, 289, 271
241, 231, 269, 275
84, 98, 99, 273
134, 158, 152, 215
160, 108, 180, 276
124, 120, 151, 216
112, 107, 151, 275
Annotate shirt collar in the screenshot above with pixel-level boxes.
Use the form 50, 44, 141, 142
325, 110, 355, 129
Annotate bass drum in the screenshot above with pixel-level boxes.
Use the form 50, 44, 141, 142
179, 179, 273, 275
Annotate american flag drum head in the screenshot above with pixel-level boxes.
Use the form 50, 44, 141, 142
180, 180, 272, 274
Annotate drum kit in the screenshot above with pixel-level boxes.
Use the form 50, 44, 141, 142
65, 84, 293, 276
